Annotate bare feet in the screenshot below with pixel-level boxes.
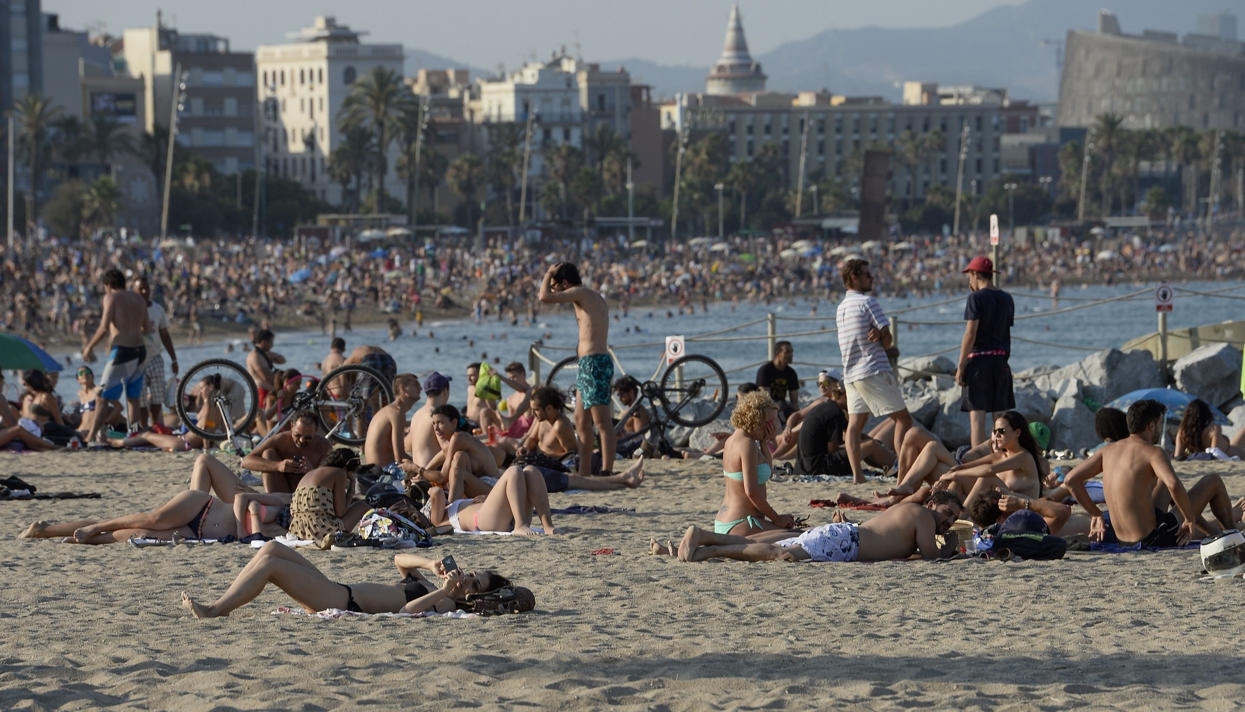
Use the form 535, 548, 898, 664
830, 510, 854, 524
511, 525, 535, 537
19, 520, 49, 538
621, 455, 645, 488
648, 537, 676, 557
70, 525, 101, 543
677, 525, 706, 562
181, 591, 218, 618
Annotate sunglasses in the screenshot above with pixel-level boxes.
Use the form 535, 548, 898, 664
991, 427, 1009, 436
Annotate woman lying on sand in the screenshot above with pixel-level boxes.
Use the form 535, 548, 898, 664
425, 464, 558, 535
182, 540, 509, 617
20, 488, 238, 544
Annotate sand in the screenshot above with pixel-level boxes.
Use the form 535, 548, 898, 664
2, 448, 1244, 711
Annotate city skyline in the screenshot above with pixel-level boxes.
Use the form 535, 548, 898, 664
46, 0, 1025, 70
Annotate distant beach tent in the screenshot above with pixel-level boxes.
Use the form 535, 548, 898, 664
1104, 388, 1230, 426
0, 333, 63, 371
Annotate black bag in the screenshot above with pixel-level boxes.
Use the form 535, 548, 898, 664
993, 532, 1067, 560
513, 451, 568, 473
465, 586, 536, 616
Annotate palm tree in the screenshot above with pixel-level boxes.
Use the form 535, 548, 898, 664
336, 66, 416, 209
446, 153, 484, 229
542, 145, 584, 223
133, 125, 170, 199
1091, 113, 1126, 216
418, 150, 449, 219
85, 116, 135, 176
395, 101, 430, 227
895, 130, 924, 209
176, 155, 216, 194
1169, 126, 1201, 216
83, 175, 121, 233
49, 115, 88, 178
483, 123, 522, 226
13, 94, 64, 226
328, 126, 373, 213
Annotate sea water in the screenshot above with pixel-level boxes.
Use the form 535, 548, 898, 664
42, 279, 1245, 405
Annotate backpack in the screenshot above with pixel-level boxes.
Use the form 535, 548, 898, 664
464, 586, 536, 616
993, 532, 1067, 560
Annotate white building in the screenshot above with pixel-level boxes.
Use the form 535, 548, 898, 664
255, 16, 404, 206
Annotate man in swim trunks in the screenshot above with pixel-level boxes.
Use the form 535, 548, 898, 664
539, 261, 616, 478
132, 274, 179, 431
240, 411, 331, 493
364, 373, 421, 471
82, 268, 149, 442
247, 329, 286, 415
342, 344, 397, 396
1064, 399, 1235, 548
667, 490, 964, 562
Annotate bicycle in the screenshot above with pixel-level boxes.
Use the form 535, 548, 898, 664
175, 358, 394, 447
543, 350, 729, 455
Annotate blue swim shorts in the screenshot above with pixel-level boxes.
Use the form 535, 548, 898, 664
576, 353, 614, 408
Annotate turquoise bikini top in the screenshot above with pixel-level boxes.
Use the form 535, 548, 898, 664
724, 463, 771, 485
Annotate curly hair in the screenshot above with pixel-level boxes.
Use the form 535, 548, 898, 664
1176, 399, 1215, 458
731, 390, 777, 434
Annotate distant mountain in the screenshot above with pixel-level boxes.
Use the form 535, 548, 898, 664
603, 0, 1238, 102
404, 48, 490, 81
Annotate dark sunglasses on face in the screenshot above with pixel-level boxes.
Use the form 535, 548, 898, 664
991, 427, 1008, 436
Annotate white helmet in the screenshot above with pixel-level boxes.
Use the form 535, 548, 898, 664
1200, 530, 1245, 577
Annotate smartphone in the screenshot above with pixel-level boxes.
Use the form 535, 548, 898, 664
441, 555, 459, 573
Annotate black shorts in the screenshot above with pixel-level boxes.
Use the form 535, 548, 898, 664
1106, 508, 1182, 548
534, 466, 569, 493
795, 450, 853, 477
960, 355, 1015, 413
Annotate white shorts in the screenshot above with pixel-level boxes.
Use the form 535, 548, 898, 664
845, 371, 906, 416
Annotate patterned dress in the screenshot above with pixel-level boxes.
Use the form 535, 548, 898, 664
288, 486, 343, 541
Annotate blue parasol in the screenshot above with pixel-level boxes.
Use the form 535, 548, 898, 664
0, 333, 64, 371
1103, 387, 1230, 426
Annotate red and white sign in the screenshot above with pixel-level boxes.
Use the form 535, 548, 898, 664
665, 335, 685, 364
1155, 283, 1174, 313
989, 215, 1000, 246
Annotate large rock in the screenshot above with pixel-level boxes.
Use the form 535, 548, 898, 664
1047, 348, 1164, 407
931, 386, 971, 449
1012, 384, 1054, 426
1173, 343, 1243, 410
688, 418, 732, 451
1050, 389, 1098, 453
898, 355, 956, 382
904, 385, 941, 429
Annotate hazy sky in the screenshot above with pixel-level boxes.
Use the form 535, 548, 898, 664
46, 0, 1025, 68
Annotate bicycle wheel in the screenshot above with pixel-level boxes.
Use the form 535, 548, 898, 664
659, 354, 728, 427
175, 358, 258, 441
315, 364, 393, 445
543, 355, 581, 405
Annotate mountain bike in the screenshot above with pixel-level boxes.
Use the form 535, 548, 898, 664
543, 350, 729, 454
175, 358, 394, 446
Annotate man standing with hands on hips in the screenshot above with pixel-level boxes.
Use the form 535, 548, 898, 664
955, 256, 1015, 448
539, 261, 616, 478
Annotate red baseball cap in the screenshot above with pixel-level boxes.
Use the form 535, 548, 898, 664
962, 256, 994, 274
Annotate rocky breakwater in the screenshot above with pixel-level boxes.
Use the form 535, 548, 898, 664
897, 345, 1245, 453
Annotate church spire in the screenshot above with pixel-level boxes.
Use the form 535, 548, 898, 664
706, 3, 766, 96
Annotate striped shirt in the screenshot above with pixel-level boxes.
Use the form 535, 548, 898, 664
836, 290, 892, 383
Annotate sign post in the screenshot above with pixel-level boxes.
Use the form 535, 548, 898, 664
1155, 283, 1173, 384
989, 214, 1000, 286
665, 335, 685, 365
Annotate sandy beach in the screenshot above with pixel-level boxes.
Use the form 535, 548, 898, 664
2, 448, 1244, 711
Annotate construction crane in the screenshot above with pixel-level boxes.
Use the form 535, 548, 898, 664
1040, 38, 1065, 74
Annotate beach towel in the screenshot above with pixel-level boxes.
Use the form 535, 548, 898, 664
549, 504, 635, 515
130, 536, 238, 547
250, 534, 318, 549
453, 526, 545, 536
1087, 541, 1200, 553
273, 607, 479, 620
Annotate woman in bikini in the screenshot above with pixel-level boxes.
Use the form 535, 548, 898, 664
713, 390, 799, 543
1174, 399, 1239, 460
181, 541, 515, 617
935, 410, 1043, 510
286, 447, 372, 543
19, 489, 237, 544
425, 464, 558, 536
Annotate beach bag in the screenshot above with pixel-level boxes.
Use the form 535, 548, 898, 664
513, 451, 568, 473
475, 362, 503, 402
353, 507, 431, 546
993, 532, 1067, 560
464, 586, 536, 616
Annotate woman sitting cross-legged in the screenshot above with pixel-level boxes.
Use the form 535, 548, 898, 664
182, 541, 513, 617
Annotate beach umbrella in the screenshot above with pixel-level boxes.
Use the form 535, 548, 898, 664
1104, 388, 1230, 426
0, 333, 64, 372
288, 268, 313, 284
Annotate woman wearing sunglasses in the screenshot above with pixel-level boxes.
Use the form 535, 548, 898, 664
934, 410, 1044, 509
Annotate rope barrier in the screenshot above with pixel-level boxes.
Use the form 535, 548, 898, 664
1010, 335, 1105, 352
1172, 286, 1245, 300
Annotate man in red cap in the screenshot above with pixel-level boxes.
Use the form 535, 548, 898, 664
955, 256, 1015, 447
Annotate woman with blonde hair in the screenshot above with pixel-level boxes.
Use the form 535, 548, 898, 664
712, 390, 800, 542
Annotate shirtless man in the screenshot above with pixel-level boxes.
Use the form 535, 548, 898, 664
464, 362, 503, 435
1064, 399, 1235, 547
247, 329, 286, 419
408, 371, 452, 467
20, 489, 238, 544
132, 275, 179, 430
343, 344, 397, 387
321, 337, 346, 376
519, 386, 579, 464
665, 490, 963, 562
418, 404, 498, 500
82, 268, 149, 441
240, 411, 331, 493
539, 261, 616, 477
363, 373, 421, 470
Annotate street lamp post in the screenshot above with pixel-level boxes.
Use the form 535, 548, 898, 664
626, 156, 635, 245
952, 123, 970, 236
160, 65, 188, 241
670, 123, 688, 249
1004, 182, 1018, 237
1077, 138, 1094, 223
714, 182, 724, 240
809, 184, 818, 215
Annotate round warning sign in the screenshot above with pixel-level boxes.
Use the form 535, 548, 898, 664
1155, 283, 1173, 312
665, 335, 685, 364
